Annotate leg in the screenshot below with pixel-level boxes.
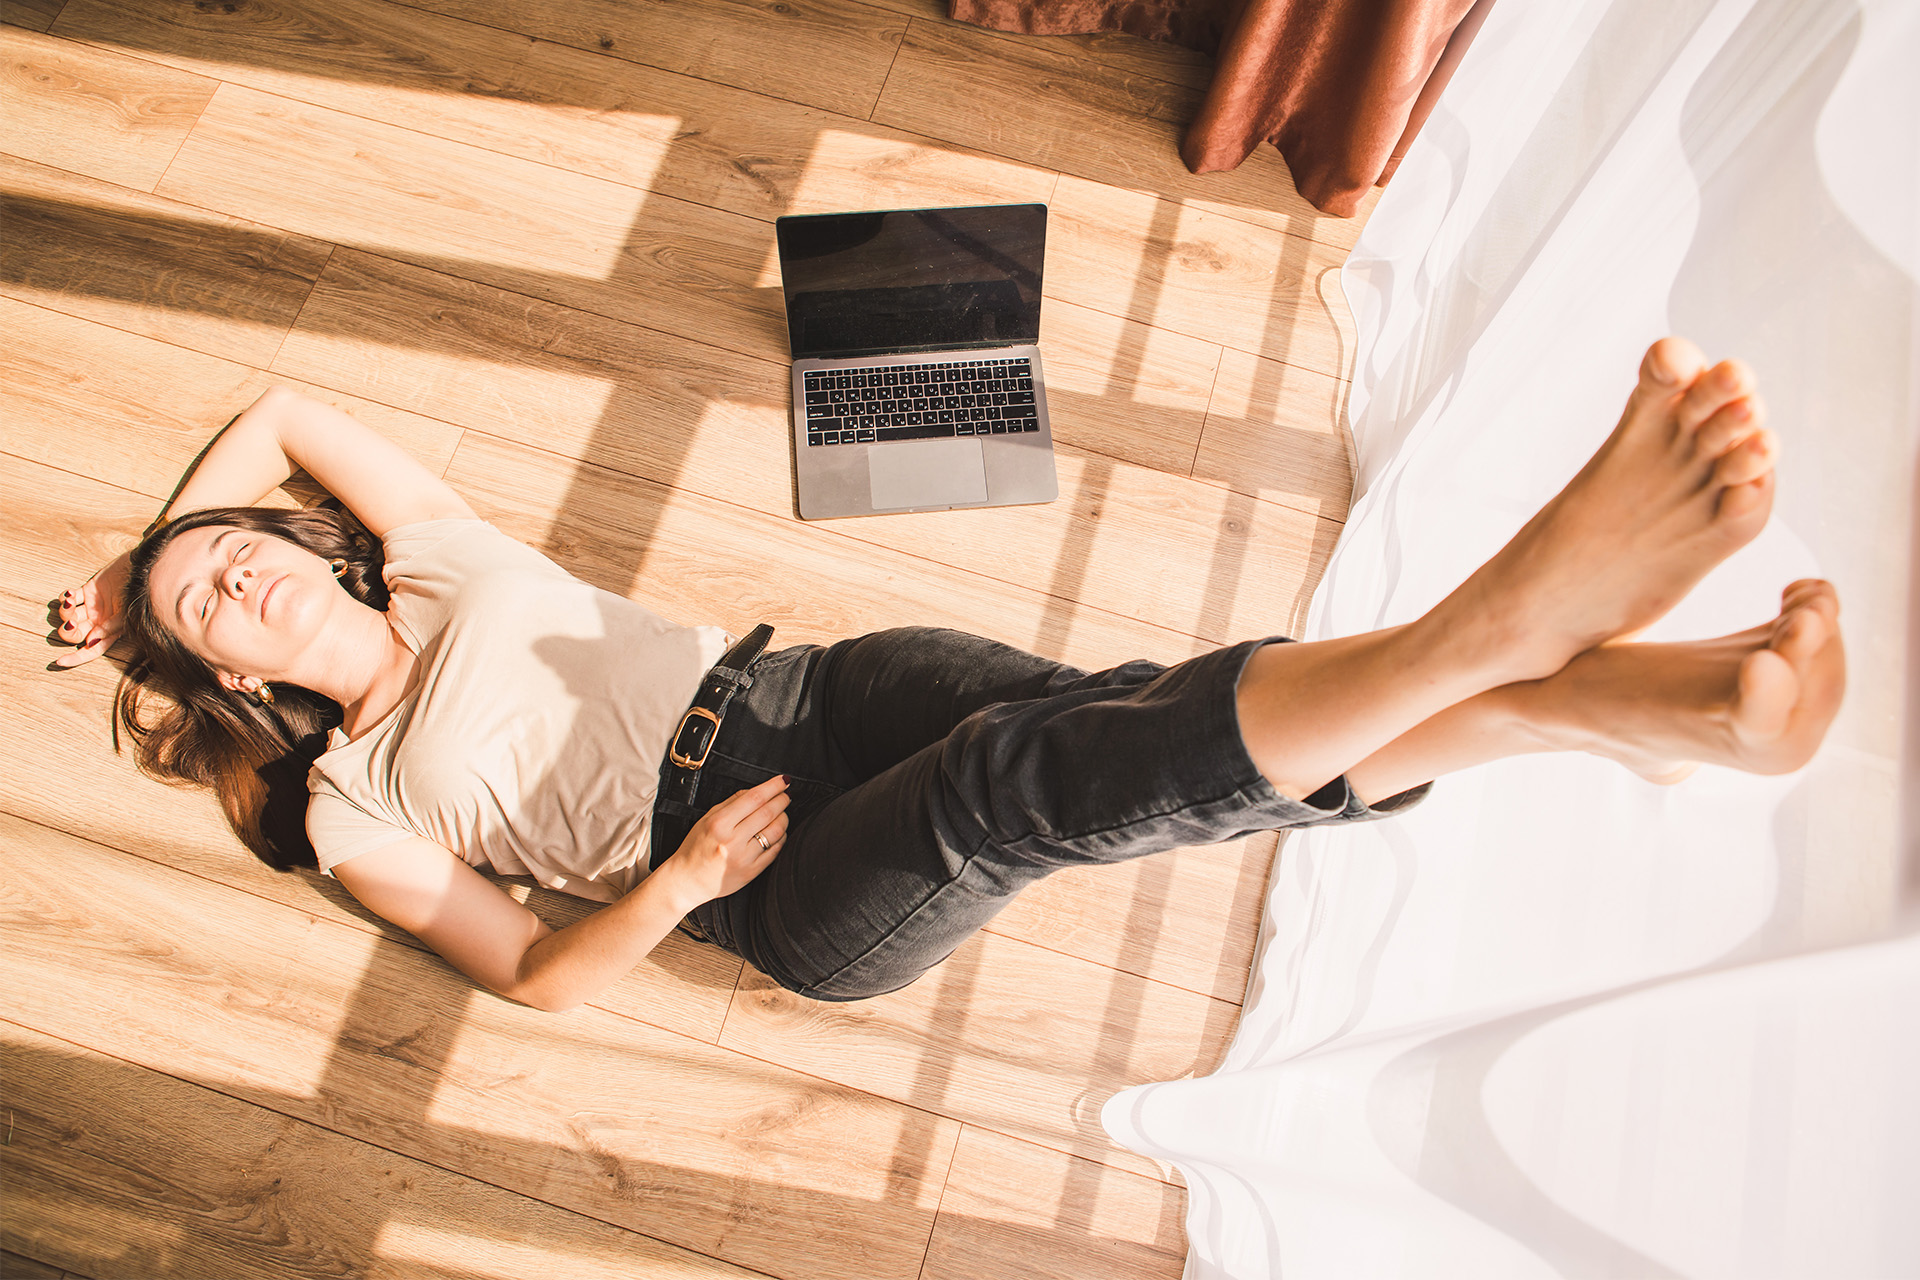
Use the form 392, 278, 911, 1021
1345, 580, 1845, 804
1236, 337, 1778, 799
713, 641, 1359, 1000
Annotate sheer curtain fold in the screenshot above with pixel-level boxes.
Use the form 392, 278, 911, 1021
949, 0, 1492, 215
1101, 1, 1920, 1276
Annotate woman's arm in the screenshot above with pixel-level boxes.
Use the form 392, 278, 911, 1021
334, 776, 791, 1012
55, 387, 474, 665
152, 385, 475, 537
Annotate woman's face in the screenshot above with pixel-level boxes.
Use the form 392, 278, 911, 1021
147, 526, 343, 686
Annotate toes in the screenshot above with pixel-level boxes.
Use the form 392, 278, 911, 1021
1678, 359, 1759, 431
1714, 470, 1774, 523
1771, 605, 1830, 666
1639, 337, 1708, 391
1781, 578, 1839, 619
1692, 394, 1766, 458
1710, 428, 1777, 488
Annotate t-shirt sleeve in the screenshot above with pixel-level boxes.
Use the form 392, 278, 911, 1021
306, 777, 418, 876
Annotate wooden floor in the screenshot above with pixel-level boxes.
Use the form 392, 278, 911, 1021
0, 2, 1371, 1276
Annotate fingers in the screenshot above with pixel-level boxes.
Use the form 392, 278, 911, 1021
712, 773, 789, 828
51, 632, 110, 668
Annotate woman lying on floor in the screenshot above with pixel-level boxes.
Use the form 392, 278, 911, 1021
54, 339, 1845, 1012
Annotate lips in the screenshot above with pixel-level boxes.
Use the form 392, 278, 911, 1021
258, 574, 283, 621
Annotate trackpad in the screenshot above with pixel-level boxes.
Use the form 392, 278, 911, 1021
868, 438, 989, 510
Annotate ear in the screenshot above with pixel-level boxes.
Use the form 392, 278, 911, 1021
215, 670, 257, 694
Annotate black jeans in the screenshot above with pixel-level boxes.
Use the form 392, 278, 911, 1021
651, 628, 1425, 1001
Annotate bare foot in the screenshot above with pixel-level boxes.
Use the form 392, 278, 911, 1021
1439, 338, 1778, 683
1532, 580, 1845, 781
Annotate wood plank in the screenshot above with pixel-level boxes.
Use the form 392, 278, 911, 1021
986, 832, 1277, 1004
0, 296, 461, 502
862, 0, 1217, 94
409, 0, 908, 119
873, 18, 1360, 250
443, 430, 1203, 672
157, 82, 787, 364
0, 23, 214, 191
0, 154, 332, 368
0, 1251, 69, 1280
2, 0, 65, 34
0, 813, 961, 1280
506, 37, 1059, 221
720, 928, 1241, 1182
0, 469, 742, 1047
1040, 296, 1219, 476
1, 1016, 771, 1280
1048, 173, 1349, 378
923, 1125, 1185, 1280
1194, 344, 1356, 520
58, 0, 1058, 225
276, 250, 1335, 651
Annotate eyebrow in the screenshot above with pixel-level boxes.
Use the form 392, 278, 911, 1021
173, 528, 238, 623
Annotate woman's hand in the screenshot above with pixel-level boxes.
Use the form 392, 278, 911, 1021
52, 551, 131, 668
659, 773, 791, 911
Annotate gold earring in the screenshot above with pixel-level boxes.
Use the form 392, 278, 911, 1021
255, 683, 275, 706
329, 558, 348, 579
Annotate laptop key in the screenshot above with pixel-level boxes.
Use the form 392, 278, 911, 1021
808, 432, 824, 446
990, 422, 1008, 434
876, 423, 958, 442
856, 428, 876, 443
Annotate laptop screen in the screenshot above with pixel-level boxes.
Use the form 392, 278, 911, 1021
776, 203, 1047, 360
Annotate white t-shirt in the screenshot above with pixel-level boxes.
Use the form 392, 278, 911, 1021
305, 520, 731, 902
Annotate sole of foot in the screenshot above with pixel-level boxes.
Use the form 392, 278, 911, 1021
1542, 579, 1846, 783
1440, 337, 1780, 684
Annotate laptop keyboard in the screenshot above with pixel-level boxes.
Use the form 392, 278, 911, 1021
802, 356, 1039, 446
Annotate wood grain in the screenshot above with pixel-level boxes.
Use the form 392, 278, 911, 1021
57, 0, 1055, 225
860, 0, 1217, 95
0, 153, 331, 367
159, 84, 788, 362
720, 929, 1241, 1182
922, 1125, 1186, 1280
0, 22, 214, 190
0, 813, 960, 1280
0, 1250, 71, 1280
986, 832, 1278, 1004
874, 18, 1360, 249
2, 1016, 772, 1280
1, 0, 66, 34
0, 296, 461, 501
1194, 344, 1356, 519
1048, 173, 1350, 378
409, 0, 908, 119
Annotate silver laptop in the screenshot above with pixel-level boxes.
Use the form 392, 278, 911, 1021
776, 203, 1059, 519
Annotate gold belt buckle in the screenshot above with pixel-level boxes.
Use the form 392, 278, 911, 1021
669, 705, 722, 770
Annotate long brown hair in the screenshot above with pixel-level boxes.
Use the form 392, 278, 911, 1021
115, 504, 388, 870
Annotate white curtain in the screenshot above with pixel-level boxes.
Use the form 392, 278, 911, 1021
1105, 1, 1920, 1276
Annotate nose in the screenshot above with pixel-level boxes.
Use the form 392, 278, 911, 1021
223, 563, 255, 598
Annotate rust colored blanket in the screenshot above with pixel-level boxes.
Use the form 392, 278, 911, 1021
950, 0, 1494, 216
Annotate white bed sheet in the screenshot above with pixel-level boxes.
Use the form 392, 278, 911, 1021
1104, 1, 1920, 1275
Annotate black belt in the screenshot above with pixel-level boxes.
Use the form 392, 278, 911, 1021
654, 624, 775, 825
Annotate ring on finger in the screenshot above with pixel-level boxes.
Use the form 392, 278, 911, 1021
754, 831, 770, 852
